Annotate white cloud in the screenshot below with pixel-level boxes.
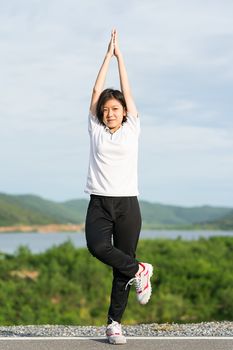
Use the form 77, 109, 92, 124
141, 122, 233, 154
168, 99, 197, 112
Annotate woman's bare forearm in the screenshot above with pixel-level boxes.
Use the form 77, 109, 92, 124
116, 52, 131, 95
116, 53, 137, 116
89, 54, 112, 115
89, 31, 114, 115
114, 30, 138, 117
93, 53, 112, 93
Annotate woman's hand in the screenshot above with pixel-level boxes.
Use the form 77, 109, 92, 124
113, 29, 122, 58
107, 29, 115, 57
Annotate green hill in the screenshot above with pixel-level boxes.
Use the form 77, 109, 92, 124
199, 210, 233, 230
0, 193, 85, 226
0, 192, 232, 229
139, 201, 232, 229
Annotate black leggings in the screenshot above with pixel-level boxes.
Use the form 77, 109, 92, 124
85, 194, 142, 323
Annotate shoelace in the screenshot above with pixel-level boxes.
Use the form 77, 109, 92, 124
107, 321, 122, 334
125, 276, 142, 291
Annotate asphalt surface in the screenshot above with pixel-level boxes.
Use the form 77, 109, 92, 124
0, 338, 232, 350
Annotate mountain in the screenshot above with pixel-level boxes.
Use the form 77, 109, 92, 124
199, 210, 233, 230
0, 193, 86, 226
0, 192, 232, 229
139, 201, 232, 229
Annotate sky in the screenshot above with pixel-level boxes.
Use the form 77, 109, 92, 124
0, 0, 232, 207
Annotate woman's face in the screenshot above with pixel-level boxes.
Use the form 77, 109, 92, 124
102, 98, 126, 133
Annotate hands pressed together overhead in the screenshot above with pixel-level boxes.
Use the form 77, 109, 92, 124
107, 28, 121, 58
90, 28, 137, 118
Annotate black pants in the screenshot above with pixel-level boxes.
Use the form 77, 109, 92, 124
85, 194, 142, 323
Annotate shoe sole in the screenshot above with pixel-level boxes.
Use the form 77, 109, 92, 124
107, 335, 127, 344
139, 264, 153, 305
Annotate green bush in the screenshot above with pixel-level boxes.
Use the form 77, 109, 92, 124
0, 237, 232, 325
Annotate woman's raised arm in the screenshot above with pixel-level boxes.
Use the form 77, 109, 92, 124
89, 30, 114, 116
113, 29, 138, 117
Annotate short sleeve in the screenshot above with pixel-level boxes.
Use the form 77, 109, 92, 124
88, 111, 102, 134
125, 114, 140, 135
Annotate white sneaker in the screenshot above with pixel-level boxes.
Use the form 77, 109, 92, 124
106, 320, 127, 345
126, 262, 153, 305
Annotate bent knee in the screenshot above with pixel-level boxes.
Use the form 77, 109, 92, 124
87, 242, 112, 259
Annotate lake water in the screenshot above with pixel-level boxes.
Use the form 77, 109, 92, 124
0, 230, 233, 255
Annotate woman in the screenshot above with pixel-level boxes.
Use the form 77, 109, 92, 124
84, 29, 153, 345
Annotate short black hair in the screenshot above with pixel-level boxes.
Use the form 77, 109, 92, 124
96, 88, 127, 125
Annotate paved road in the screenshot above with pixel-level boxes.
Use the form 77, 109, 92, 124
0, 337, 232, 350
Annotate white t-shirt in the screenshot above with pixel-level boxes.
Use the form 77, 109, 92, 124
84, 111, 140, 197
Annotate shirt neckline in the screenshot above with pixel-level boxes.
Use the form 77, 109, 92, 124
104, 124, 123, 135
